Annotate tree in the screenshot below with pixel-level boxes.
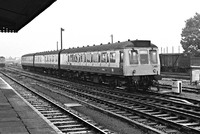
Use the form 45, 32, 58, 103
181, 13, 200, 56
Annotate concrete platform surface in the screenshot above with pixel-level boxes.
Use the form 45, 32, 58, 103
0, 76, 59, 134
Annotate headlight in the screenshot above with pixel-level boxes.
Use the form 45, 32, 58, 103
133, 70, 136, 74
153, 69, 156, 73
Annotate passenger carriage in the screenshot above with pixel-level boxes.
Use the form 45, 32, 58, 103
60, 40, 161, 90
34, 51, 60, 74
21, 39, 160, 90
21, 53, 35, 70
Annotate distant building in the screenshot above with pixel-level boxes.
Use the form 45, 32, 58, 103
6, 57, 21, 65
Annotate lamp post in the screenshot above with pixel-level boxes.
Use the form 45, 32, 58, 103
111, 34, 113, 44
57, 41, 58, 50
61, 28, 64, 50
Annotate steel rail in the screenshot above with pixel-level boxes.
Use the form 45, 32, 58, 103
1, 72, 111, 134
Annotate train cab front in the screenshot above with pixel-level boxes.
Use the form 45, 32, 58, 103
123, 45, 161, 90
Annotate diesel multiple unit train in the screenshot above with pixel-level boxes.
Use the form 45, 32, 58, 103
21, 40, 161, 90
0, 56, 5, 67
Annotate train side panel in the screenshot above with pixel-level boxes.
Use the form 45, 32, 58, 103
21, 54, 35, 70
34, 51, 60, 73
22, 40, 161, 90
60, 50, 123, 75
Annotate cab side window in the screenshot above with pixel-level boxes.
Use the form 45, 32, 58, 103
101, 52, 107, 63
86, 53, 91, 62
149, 50, 158, 64
110, 52, 116, 63
129, 50, 138, 64
120, 51, 124, 63
140, 50, 148, 64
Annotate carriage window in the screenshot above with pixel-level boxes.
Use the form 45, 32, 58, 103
84, 54, 86, 62
75, 54, 78, 62
78, 54, 81, 62
129, 50, 138, 64
67, 55, 70, 62
55, 56, 58, 62
98, 53, 100, 62
70, 54, 73, 62
107, 53, 110, 62
140, 50, 148, 64
149, 50, 158, 64
79, 54, 83, 62
91, 53, 93, 62
86, 53, 91, 62
52, 56, 54, 62
101, 52, 107, 63
120, 51, 123, 63
81, 54, 84, 62
79, 54, 81, 62
92, 53, 99, 62
110, 52, 116, 63
96, 53, 99, 62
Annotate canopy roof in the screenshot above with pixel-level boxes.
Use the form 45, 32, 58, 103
0, 0, 56, 33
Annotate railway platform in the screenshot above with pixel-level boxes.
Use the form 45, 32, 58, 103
0, 77, 58, 134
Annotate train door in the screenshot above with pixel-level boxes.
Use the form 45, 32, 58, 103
120, 50, 124, 68
33, 54, 35, 68
100, 51, 109, 67
109, 51, 119, 68
92, 52, 100, 67
122, 48, 139, 76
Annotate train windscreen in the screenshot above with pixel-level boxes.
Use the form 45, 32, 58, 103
140, 50, 148, 64
129, 50, 138, 64
149, 50, 158, 64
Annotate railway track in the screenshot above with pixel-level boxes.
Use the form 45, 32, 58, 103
35, 81, 200, 134
161, 72, 190, 80
1, 72, 113, 134
4, 68, 200, 134
160, 72, 200, 93
6, 66, 200, 94
158, 83, 200, 94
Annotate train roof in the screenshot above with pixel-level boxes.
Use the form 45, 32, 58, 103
35, 50, 60, 55
21, 53, 35, 57
21, 40, 158, 57
61, 40, 157, 54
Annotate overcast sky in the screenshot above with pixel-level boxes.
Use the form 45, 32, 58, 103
1, 0, 200, 58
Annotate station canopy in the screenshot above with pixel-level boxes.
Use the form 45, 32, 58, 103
0, 0, 56, 33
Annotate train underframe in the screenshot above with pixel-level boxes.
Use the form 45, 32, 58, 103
61, 70, 160, 91
31, 65, 160, 91
22, 65, 160, 91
